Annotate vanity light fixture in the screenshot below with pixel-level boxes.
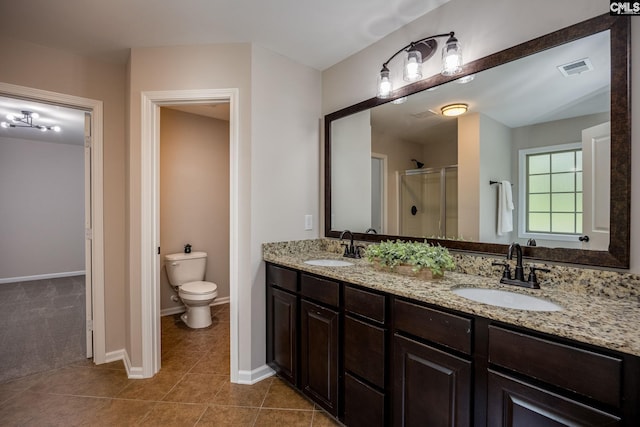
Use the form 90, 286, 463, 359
441, 103, 468, 117
0, 110, 61, 132
377, 31, 463, 98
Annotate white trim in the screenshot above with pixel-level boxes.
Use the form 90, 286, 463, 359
140, 89, 240, 381
105, 349, 144, 379
517, 142, 582, 241
236, 364, 275, 385
0, 271, 85, 284
0, 82, 105, 365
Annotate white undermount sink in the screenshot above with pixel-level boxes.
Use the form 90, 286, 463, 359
304, 259, 354, 267
452, 287, 562, 312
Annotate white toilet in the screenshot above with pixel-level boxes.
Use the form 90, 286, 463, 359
165, 251, 218, 328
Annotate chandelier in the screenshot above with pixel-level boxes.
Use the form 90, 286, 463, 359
1, 110, 61, 132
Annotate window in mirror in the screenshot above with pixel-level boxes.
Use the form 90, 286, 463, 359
522, 144, 582, 237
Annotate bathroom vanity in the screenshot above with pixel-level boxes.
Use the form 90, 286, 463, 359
264, 242, 640, 427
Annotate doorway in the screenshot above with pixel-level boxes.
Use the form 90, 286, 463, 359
140, 89, 239, 380
0, 82, 105, 371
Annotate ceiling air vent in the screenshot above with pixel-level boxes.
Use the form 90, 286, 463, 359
557, 58, 593, 77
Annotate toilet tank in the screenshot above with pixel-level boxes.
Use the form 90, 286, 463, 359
165, 251, 207, 286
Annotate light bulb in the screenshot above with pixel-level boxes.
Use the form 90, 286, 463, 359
1, 122, 9, 128
52, 125, 61, 132
39, 125, 47, 132
6, 114, 15, 121
441, 36, 463, 76
31, 112, 40, 119
403, 50, 422, 82
377, 68, 393, 98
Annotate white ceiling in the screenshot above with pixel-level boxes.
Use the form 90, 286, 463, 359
0, 0, 450, 144
0, 0, 450, 70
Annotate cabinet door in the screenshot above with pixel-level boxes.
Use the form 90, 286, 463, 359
393, 334, 471, 427
345, 373, 386, 427
487, 370, 620, 427
266, 286, 297, 385
300, 299, 339, 416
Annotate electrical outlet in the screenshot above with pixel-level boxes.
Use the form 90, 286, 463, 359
304, 214, 313, 230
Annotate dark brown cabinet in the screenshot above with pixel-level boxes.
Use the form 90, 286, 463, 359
265, 263, 640, 426
486, 325, 623, 426
300, 274, 341, 416
266, 264, 298, 386
393, 299, 472, 427
343, 285, 388, 427
487, 370, 621, 426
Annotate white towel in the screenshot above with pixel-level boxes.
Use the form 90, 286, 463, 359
497, 180, 514, 236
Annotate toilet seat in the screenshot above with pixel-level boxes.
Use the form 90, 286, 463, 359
179, 281, 218, 301
180, 281, 217, 295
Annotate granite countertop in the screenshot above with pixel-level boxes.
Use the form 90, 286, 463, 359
263, 244, 640, 358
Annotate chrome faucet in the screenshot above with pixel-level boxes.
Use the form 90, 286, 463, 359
491, 242, 550, 289
340, 230, 361, 258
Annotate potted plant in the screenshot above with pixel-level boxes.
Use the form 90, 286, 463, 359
365, 240, 455, 280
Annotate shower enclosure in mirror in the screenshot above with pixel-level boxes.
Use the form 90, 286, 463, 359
324, 14, 630, 268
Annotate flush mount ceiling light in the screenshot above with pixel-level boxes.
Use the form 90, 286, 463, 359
441, 103, 468, 117
377, 31, 463, 99
0, 110, 61, 132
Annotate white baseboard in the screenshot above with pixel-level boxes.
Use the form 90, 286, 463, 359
236, 364, 275, 385
0, 270, 86, 284
104, 349, 144, 379
160, 296, 230, 317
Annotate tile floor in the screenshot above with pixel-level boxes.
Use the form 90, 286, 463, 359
0, 304, 341, 426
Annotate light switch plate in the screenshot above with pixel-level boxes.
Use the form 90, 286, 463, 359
304, 214, 313, 230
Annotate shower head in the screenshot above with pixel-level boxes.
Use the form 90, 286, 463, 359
411, 159, 425, 169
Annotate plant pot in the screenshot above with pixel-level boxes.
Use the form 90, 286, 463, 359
371, 260, 443, 280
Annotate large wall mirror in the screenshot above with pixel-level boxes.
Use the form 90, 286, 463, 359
324, 14, 631, 268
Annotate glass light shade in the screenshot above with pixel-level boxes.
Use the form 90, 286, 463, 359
403, 49, 422, 82
31, 112, 40, 119
1, 122, 9, 128
441, 103, 468, 117
6, 114, 15, 121
52, 125, 61, 132
441, 37, 463, 76
377, 69, 393, 98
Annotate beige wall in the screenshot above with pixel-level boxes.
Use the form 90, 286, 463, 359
0, 36, 128, 353
159, 108, 230, 311
128, 43, 252, 368
322, 0, 640, 273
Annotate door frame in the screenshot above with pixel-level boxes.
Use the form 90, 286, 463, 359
0, 81, 106, 363
140, 88, 239, 380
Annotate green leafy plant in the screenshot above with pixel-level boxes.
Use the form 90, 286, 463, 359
365, 240, 455, 276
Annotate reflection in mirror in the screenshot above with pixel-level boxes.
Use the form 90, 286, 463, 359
326, 14, 630, 268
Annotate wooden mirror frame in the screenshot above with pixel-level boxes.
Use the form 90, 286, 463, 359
324, 14, 631, 268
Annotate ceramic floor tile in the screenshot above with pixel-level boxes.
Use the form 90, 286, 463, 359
116, 369, 186, 401
262, 378, 315, 410
138, 401, 208, 427
196, 404, 260, 426
162, 373, 228, 404
213, 379, 273, 407
89, 398, 156, 426
29, 365, 132, 397
0, 391, 106, 426
312, 409, 343, 426
254, 408, 314, 426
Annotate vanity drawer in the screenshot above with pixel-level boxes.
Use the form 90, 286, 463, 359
345, 285, 386, 324
300, 274, 340, 307
488, 325, 622, 408
393, 299, 472, 355
345, 315, 386, 388
267, 264, 298, 292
